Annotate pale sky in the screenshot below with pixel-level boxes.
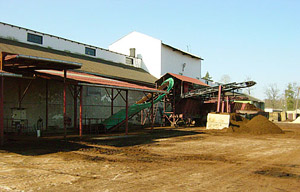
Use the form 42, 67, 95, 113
1, 0, 299, 100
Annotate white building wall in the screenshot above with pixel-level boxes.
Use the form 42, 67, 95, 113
109, 31, 162, 78
0, 22, 141, 68
161, 45, 201, 79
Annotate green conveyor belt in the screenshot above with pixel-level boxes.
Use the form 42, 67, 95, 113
102, 78, 174, 129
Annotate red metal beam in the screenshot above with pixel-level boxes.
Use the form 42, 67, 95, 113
221, 101, 225, 113
74, 86, 78, 131
140, 109, 143, 125
45, 79, 48, 130
0, 52, 3, 70
125, 90, 128, 135
0, 76, 4, 146
18, 82, 21, 108
217, 85, 222, 112
79, 86, 83, 138
63, 69, 67, 139
111, 88, 114, 116
18, 79, 33, 108
226, 96, 230, 113
151, 95, 154, 131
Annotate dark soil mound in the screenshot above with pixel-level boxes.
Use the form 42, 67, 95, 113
230, 113, 249, 126
228, 115, 283, 134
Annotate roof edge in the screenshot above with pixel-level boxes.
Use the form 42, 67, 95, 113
162, 43, 203, 60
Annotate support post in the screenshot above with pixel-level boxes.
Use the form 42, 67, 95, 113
45, 79, 48, 130
111, 88, 114, 116
141, 109, 143, 125
18, 81, 21, 108
125, 90, 128, 135
151, 95, 154, 131
173, 88, 176, 114
226, 96, 230, 113
217, 85, 222, 112
221, 101, 225, 113
74, 86, 78, 131
180, 81, 183, 97
0, 52, 3, 70
79, 86, 83, 138
63, 69, 67, 139
0, 76, 4, 146
163, 95, 166, 127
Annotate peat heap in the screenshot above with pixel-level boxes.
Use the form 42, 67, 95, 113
229, 115, 283, 134
230, 113, 249, 127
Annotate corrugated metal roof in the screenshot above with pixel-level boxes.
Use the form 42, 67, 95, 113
225, 92, 264, 103
0, 38, 157, 86
36, 70, 165, 93
167, 73, 209, 86
4, 54, 82, 70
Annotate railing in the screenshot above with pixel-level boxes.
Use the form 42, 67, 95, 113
83, 117, 123, 134
4, 118, 30, 134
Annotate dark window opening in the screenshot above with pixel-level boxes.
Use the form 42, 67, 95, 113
27, 33, 43, 44
85, 47, 96, 56
126, 57, 133, 65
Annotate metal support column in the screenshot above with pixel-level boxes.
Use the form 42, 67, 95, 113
63, 69, 67, 139
45, 79, 48, 130
221, 101, 225, 113
79, 86, 83, 138
73, 86, 78, 131
0, 76, 4, 146
226, 96, 230, 113
217, 85, 222, 112
0, 52, 3, 71
151, 95, 154, 131
125, 90, 128, 135
111, 89, 114, 116
141, 109, 143, 125
18, 82, 21, 108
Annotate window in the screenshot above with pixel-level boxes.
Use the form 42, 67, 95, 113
126, 57, 133, 65
85, 47, 96, 56
27, 33, 43, 44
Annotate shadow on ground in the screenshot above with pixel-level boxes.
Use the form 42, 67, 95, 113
0, 128, 204, 156
87, 128, 204, 147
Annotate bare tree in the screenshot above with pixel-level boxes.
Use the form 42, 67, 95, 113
265, 83, 280, 109
219, 74, 231, 84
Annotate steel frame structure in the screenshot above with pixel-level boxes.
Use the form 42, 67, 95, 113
0, 51, 163, 145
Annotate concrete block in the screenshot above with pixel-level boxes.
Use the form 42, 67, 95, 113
280, 112, 286, 121
206, 113, 230, 130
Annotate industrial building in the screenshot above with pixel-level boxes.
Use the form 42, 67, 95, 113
0, 22, 262, 146
109, 31, 203, 79
0, 22, 179, 145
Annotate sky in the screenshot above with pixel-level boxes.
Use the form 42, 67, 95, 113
0, 0, 299, 100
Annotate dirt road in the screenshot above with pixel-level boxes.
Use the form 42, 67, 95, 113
0, 123, 300, 191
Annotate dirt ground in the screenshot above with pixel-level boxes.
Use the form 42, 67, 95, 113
0, 123, 300, 192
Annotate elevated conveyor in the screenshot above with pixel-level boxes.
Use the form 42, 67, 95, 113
182, 81, 256, 99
